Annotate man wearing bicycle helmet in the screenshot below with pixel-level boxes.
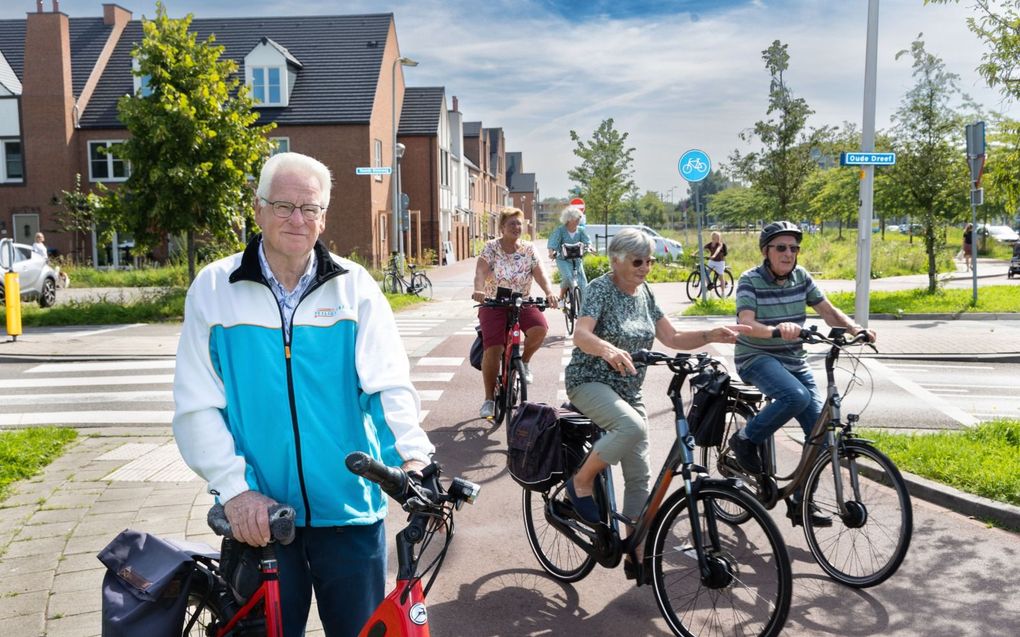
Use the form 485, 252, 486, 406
730, 221, 875, 524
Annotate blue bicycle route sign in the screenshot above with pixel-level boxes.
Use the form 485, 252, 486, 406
678, 149, 711, 182
356, 166, 393, 175
839, 152, 896, 166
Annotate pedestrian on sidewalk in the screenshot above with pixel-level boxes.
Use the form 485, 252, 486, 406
471, 207, 559, 419
962, 223, 974, 271
172, 151, 434, 636
32, 232, 48, 259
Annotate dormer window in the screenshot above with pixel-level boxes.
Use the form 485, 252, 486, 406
245, 37, 302, 108
131, 58, 153, 97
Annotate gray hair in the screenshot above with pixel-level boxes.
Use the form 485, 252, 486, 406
256, 152, 333, 210
608, 228, 654, 263
560, 205, 583, 224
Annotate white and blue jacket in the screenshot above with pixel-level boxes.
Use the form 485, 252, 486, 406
173, 236, 434, 527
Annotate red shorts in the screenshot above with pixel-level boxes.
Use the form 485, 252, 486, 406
478, 305, 549, 349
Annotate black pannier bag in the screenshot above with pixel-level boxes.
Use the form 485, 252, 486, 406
98, 529, 218, 637
507, 401, 564, 490
469, 324, 484, 370
686, 367, 731, 447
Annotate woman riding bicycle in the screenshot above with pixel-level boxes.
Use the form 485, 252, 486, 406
562, 229, 747, 555
547, 205, 592, 302
471, 208, 558, 419
730, 221, 876, 522
704, 230, 728, 296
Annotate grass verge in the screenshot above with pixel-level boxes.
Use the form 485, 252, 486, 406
2, 288, 187, 326
862, 420, 1020, 507
0, 428, 78, 501
682, 286, 1020, 316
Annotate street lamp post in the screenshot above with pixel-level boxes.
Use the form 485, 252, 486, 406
391, 56, 418, 261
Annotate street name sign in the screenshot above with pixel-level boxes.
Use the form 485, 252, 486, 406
839, 152, 896, 166
356, 166, 392, 175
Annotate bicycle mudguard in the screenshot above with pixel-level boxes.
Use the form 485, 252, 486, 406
359, 579, 429, 636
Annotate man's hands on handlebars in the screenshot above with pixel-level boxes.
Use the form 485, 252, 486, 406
224, 490, 279, 547
770, 322, 877, 344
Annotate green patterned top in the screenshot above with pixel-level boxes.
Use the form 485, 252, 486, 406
564, 274, 664, 405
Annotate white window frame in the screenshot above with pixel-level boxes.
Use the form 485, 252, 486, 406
88, 140, 130, 182
250, 65, 284, 106
1, 138, 23, 183
270, 137, 290, 155
373, 138, 383, 182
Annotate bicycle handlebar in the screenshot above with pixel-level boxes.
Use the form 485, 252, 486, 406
346, 451, 409, 502
475, 296, 548, 310
345, 451, 480, 511
630, 349, 714, 374
207, 503, 297, 545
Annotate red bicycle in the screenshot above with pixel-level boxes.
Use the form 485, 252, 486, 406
182, 453, 480, 636
477, 293, 547, 426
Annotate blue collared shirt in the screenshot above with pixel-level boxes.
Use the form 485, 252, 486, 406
257, 241, 317, 336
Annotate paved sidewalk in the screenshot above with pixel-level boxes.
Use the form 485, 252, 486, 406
0, 253, 1017, 636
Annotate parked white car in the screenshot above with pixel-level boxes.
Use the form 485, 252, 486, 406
0, 238, 59, 307
587, 223, 684, 259
978, 224, 1020, 244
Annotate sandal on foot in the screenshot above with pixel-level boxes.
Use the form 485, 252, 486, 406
565, 479, 601, 524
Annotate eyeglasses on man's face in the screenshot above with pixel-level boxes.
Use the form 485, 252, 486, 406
260, 198, 325, 221
630, 256, 656, 268
768, 243, 801, 253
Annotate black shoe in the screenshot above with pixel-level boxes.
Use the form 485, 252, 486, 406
728, 432, 763, 474
565, 479, 602, 524
786, 498, 833, 528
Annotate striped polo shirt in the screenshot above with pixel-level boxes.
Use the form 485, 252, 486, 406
734, 263, 824, 372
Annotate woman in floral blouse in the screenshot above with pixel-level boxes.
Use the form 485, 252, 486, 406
471, 208, 559, 419
562, 228, 748, 576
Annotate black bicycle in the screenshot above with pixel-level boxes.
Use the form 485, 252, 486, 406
522, 351, 792, 637
702, 326, 912, 588
558, 242, 587, 336
383, 252, 433, 299
685, 260, 734, 301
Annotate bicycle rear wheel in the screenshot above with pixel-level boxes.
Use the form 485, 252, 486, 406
685, 271, 702, 302
411, 272, 434, 300
522, 447, 598, 582
182, 574, 226, 636
383, 273, 402, 295
801, 440, 912, 587
712, 270, 735, 299
699, 401, 757, 524
651, 484, 792, 637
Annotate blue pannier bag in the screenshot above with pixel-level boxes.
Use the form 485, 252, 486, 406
98, 529, 218, 637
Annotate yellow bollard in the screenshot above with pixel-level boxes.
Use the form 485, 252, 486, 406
4, 270, 21, 340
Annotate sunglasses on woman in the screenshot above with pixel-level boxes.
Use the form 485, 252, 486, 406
769, 244, 801, 253
631, 257, 657, 267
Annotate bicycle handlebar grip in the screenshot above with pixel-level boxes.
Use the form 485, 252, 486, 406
630, 349, 652, 364
345, 451, 408, 503
206, 503, 297, 545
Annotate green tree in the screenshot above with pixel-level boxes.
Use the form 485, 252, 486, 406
980, 115, 1020, 225
926, 1, 1020, 101
113, 2, 275, 281
706, 185, 768, 228
55, 174, 114, 264
568, 118, 636, 240
889, 36, 971, 292
728, 40, 824, 218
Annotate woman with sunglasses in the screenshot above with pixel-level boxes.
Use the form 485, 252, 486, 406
562, 229, 747, 567
728, 221, 876, 524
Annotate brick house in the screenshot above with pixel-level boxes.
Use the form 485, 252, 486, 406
0, 2, 418, 268
506, 151, 538, 236
462, 121, 511, 240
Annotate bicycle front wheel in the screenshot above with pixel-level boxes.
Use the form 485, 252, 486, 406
383, 273, 402, 295
522, 446, 598, 582
651, 484, 792, 637
503, 358, 528, 426
699, 401, 757, 524
564, 287, 579, 335
685, 271, 702, 302
411, 272, 433, 300
801, 439, 912, 587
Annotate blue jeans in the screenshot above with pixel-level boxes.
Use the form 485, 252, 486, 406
276, 521, 386, 637
556, 257, 588, 297
738, 356, 822, 445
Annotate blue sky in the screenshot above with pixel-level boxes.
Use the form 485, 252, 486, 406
4, 0, 1013, 200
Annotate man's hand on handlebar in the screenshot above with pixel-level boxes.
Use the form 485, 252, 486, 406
851, 325, 878, 344
224, 490, 279, 547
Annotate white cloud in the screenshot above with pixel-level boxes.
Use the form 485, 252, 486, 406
5, 0, 1013, 200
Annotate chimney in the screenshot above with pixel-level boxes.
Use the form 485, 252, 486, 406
36, 0, 43, 12
452, 96, 459, 113
103, 3, 132, 27
53, 0, 60, 12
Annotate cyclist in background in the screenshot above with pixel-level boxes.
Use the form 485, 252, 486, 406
471, 208, 558, 419
730, 221, 875, 523
547, 205, 592, 304
704, 230, 728, 296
